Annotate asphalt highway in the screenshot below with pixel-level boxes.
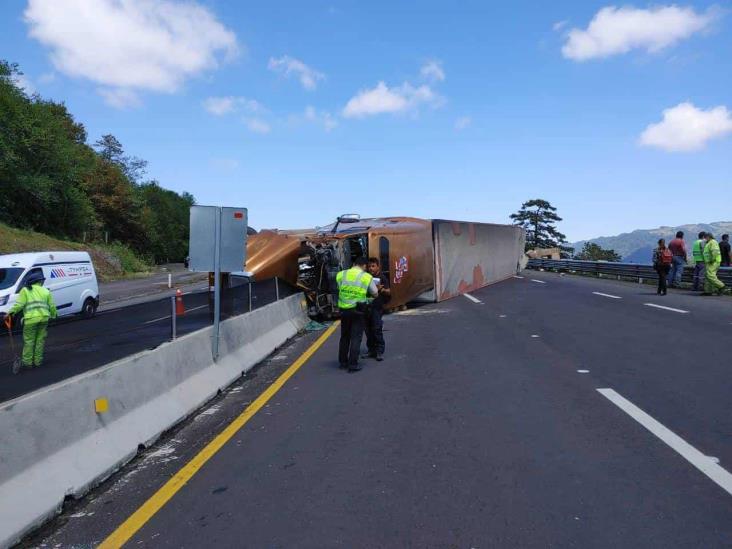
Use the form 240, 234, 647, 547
28, 272, 732, 548
0, 279, 285, 404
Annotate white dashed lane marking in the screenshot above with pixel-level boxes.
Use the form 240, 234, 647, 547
593, 292, 622, 299
530, 279, 546, 284
644, 303, 689, 314
597, 388, 732, 497
463, 293, 482, 304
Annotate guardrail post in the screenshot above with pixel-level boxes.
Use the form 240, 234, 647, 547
170, 296, 177, 340
275, 277, 280, 301
248, 282, 253, 312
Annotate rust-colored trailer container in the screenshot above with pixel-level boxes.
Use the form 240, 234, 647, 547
432, 220, 525, 301
245, 215, 524, 317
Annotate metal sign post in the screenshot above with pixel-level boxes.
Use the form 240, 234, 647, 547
212, 207, 222, 360
188, 205, 248, 362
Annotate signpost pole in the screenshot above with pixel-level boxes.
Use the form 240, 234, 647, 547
212, 207, 222, 361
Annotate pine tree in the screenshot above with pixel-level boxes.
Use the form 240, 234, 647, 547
510, 199, 568, 252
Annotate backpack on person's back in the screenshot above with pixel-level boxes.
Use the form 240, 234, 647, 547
660, 248, 673, 266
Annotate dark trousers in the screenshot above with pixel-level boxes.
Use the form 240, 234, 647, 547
656, 264, 669, 294
339, 308, 364, 367
365, 306, 385, 355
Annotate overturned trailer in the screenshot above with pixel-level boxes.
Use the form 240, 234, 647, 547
246, 216, 525, 317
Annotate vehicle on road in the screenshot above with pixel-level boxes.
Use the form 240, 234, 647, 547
0, 252, 100, 320
246, 215, 526, 317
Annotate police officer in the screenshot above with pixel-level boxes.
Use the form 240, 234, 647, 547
336, 256, 378, 372
363, 257, 390, 361
8, 271, 57, 368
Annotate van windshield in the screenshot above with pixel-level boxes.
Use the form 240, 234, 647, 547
0, 268, 24, 291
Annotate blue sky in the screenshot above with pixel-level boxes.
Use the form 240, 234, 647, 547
1, 0, 731, 241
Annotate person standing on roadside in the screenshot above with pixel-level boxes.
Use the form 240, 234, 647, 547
363, 257, 390, 362
720, 234, 731, 267
8, 271, 57, 368
667, 231, 687, 288
653, 239, 673, 296
702, 233, 725, 295
692, 231, 706, 291
336, 257, 378, 372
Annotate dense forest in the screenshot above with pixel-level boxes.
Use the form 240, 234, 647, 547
0, 60, 194, 263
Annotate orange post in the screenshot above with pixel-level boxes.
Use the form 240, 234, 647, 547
175, 289, 185, 316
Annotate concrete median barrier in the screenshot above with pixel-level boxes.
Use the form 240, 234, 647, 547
0, 293, 308, 548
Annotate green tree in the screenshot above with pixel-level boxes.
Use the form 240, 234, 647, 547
0, 60, 97, 238
94, 133, 148, 183
574, 242, 622, 262
0, 59, 196, 264
510, 199, 568, 252
139, 182, 195, 262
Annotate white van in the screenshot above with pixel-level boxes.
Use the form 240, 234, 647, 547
0, 252, 100, 320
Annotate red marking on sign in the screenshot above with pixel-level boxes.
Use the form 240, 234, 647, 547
234, 212, 244, 219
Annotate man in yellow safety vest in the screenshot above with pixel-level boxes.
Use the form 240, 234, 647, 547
702, 233, 725, 296
336, 256, 378, 372
8, 271, 57, 368
691, 231, 706, 291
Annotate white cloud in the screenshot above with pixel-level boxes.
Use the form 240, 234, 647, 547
38, 71, 55, 84
245, 118, 271, 134
24, 0, 238, 107
303, 105, 338, 131
454, 116, 471, 131
562, 6, 716, 61
210, 157, 240, 171
553, 20, 568, 32
12, 73, 36, 95
203, 96, 264, 116
639, 102, 732, 152
342, 81, 442, 118
420, 60, 445, 82
98, 87, 141, 109
268, 55, 324, 90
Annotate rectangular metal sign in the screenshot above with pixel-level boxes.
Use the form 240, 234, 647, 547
189, 205, 247, 273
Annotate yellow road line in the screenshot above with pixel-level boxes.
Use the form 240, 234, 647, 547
99, 322, 339, 548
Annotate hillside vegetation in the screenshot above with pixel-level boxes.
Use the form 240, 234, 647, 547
0, 222, 151, 281
0, 60, 193, 264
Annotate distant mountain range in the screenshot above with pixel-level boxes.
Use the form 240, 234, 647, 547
571, 222, 732, 264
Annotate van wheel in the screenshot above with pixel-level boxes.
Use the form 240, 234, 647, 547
81, 298, 97, 319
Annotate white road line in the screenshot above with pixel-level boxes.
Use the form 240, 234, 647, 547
644, 303, 689, 314
513, 275, 525, 279
463, 293, 482, 304
530, 334, 540, 338
577, 369, 590, 373
142, 304, 209, 325
144, 315, 170, 325
530, 279, 546, 284
597, 388, 732, 497
593, 292, 622, 299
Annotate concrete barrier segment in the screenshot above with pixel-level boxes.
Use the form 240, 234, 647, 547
0, 294, 308, 548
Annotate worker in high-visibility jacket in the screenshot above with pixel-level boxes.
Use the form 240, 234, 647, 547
336, 256, 378, 372
691, 231, 706, 291
702, 233, 725, 295
8, 271, 57, 368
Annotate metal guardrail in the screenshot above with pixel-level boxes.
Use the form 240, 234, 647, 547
0, 277, 299, 404
527, 259, 732, 286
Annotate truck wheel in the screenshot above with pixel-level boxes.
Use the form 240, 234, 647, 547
82, 297, 97, 319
